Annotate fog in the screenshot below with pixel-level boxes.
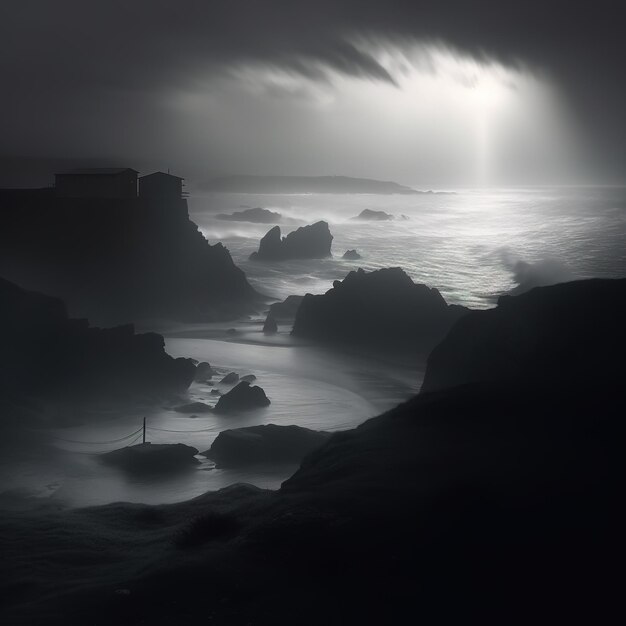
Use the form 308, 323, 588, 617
1, 1, 624, 187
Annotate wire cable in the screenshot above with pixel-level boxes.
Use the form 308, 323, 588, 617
51, 426, 144, 445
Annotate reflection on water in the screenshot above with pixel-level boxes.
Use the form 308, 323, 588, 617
2, 337, 422, 507
190, 187, 626, 308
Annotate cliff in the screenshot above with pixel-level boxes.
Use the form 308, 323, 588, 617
0, 277, 195, 414
422, 278, 626, 392
292, 267, 469, 352
0, 189, 260, 323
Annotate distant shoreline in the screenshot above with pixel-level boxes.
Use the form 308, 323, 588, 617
201, 174, 455, 195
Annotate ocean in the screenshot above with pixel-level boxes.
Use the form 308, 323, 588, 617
3, 186, 624, 507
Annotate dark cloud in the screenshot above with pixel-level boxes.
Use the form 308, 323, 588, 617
1, 0, 625, 181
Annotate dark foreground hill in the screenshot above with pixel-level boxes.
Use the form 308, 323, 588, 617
0, 189, 259, 324
2, 278, 624, 625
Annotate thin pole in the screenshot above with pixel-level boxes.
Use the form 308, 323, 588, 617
143, 417, 146, 444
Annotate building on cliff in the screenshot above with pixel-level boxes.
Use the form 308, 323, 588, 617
139, 171, 185, 202
55, 167, 139, 199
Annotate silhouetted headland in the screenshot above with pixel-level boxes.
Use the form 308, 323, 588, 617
204, 174, 421, 194
0, 170, 260, 324
249, 221, 333, 261
216, 207, 282, 223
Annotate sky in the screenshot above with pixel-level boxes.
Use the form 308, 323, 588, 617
1, 0, 625, 188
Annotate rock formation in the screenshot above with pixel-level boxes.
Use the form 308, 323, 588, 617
204, 424, 331, 467
292, 268, 469, 353
351, 209, 394, 220
100, 442, 200, 473
422, 278, 626, 393
216, 207, 282, 223
0, 189, 260, 324
342, 249, 362, 260
213, 381, 271, 413
267, 295, 304, 321
249, 222, 333, 261
263, 315, 278, 334
0, 276, 195, 410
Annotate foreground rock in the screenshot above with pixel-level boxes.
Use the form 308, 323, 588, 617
100, 442, 200, 473
216, 207, 282, 223
0, 189, 260, 324
249, 222, 333, 261
342, 249, 362, 260
214, 381, 271, 413
0, 277, 195, 411
422, 278, 626, 393
204, 424, 331, 467
351, 209, 394, 220
292, 268, 469, 353
263, 315, 278, 334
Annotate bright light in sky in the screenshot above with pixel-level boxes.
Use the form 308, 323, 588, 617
170, 43, 581, 187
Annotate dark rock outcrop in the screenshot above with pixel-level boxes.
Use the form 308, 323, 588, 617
240, 374, 257, 383
422, 278, 626, 393
263, 315, 278, 334
204, 424, 331, 467
0, 190, 260, 324
342, 249, 362, 260
100, 442, 199, 473
220, 372, 240, 385
194, 362, 214, 382
268, 295, 304, 321
216, 207, 282, 223
249, 222, 333, 261
0, 277, 195, 409
292, 268, 469, 353
213, 382, 271, 413
351, 209, 394, 221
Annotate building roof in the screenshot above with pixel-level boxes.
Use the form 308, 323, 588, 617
55, 168, 139, 176
140, 171, 184, 180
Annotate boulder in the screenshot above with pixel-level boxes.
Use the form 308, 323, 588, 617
194, 362, 213, 382
292, 268, 469, 353
263, 315, 278, 335
220, 372, 240, 385
342, 249, 362, 260
213, 382, 271, 413
351, 209, 394, 221
174, 401, 213, 413
204, 424, 331, 467
240, 374, 257, 383
249, 222, 333, 261
100, 442, 200, 473
216, 207, 282, 223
